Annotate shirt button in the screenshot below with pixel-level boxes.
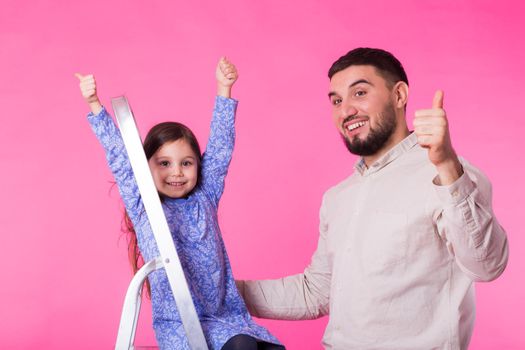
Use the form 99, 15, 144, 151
452, 191, 459, 197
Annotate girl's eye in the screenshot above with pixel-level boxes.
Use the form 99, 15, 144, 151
182, 160, 193, 167
160, 161, 170, 167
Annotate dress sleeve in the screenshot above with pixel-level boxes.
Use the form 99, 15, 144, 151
88, 107, 145, 224
200, 96, 238, 206
237, 195, 332, 320
434, 159, 509, 282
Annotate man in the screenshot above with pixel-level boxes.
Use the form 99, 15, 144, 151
237, 48, 508, 349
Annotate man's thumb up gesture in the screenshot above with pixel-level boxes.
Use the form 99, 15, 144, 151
414, 90, 463, 185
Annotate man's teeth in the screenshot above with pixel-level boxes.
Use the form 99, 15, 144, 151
347, 121, 366, 131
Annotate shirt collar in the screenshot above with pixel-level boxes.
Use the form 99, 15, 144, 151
354, 132, 418, 176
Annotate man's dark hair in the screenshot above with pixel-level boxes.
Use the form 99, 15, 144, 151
328, 48, 409, 87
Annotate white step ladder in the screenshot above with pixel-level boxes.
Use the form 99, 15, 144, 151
111, 96, 209, 350
115, 258, 162, 349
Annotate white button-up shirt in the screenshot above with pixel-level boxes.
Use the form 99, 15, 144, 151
238, 133, 508, 350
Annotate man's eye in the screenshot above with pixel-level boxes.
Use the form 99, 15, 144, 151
355, 90, 366, 97
332, 98, 342, 106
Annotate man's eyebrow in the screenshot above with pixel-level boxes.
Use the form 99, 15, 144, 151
349, 79, 373, 88
328, 79, 373, 98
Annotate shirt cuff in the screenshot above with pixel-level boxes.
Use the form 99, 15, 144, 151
216, 95, 238, 106
433, 170, 476, 205
87, 105, 108, 120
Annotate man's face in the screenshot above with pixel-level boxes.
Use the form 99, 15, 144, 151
328, 65, 398, 156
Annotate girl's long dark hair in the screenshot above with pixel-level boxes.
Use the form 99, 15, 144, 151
124, 122, 202, 296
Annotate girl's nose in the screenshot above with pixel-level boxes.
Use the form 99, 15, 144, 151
171, 166, 183, 177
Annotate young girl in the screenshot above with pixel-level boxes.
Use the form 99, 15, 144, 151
76, 58, 284, 350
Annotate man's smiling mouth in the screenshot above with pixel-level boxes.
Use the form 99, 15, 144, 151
346, 121, 367, 131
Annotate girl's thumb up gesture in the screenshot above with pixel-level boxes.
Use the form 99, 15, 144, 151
75, 73, 102, 115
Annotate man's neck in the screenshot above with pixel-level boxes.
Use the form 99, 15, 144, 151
362, 127, 410, 168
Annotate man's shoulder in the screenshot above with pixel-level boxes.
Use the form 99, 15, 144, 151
322, 172, 358, 202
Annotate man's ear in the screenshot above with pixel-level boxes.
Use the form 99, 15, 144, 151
393, 81, 409, 109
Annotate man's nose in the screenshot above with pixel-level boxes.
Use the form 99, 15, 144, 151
341, 100, 358, 119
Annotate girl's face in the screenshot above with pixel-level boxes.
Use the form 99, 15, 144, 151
148, 139, 199, 199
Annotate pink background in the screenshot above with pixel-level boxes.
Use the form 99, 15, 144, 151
1, 0, 523, 348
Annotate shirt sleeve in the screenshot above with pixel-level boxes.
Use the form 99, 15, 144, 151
237, 195, 332, 320
87, 107, 145, 224
200, 96, 238, 206
434, 159, 509, 282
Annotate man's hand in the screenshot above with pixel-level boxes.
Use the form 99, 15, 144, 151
216, 57, 238, 98
414, 90, 463, 185
75, 73, 102, 115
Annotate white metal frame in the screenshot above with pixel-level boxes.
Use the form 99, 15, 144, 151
115, 258, 163, 349
111, 96, 208, 350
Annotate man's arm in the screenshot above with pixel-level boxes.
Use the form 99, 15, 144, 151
435, 161, 508, 281
414, 90, 508, 281
237, 197, 332, 320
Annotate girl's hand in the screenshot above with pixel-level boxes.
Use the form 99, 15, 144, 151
216, 57, 238, 98
75, 73, 102, 115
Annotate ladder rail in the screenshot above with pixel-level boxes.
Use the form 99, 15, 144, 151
112, 96, 208, 350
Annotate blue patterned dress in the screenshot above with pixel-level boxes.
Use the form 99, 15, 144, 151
88, 96, 282, 349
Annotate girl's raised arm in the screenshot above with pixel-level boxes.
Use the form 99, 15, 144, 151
200, 58, 239, 204
76, 73, 144, 225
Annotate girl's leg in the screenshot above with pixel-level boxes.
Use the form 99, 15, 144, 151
257, 341, 286, 350
221, 334, 258, 350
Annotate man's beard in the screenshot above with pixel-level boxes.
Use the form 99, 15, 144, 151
342, 104, 397, 156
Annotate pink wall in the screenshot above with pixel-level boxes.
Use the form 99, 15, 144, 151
1, 0, 523, 348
